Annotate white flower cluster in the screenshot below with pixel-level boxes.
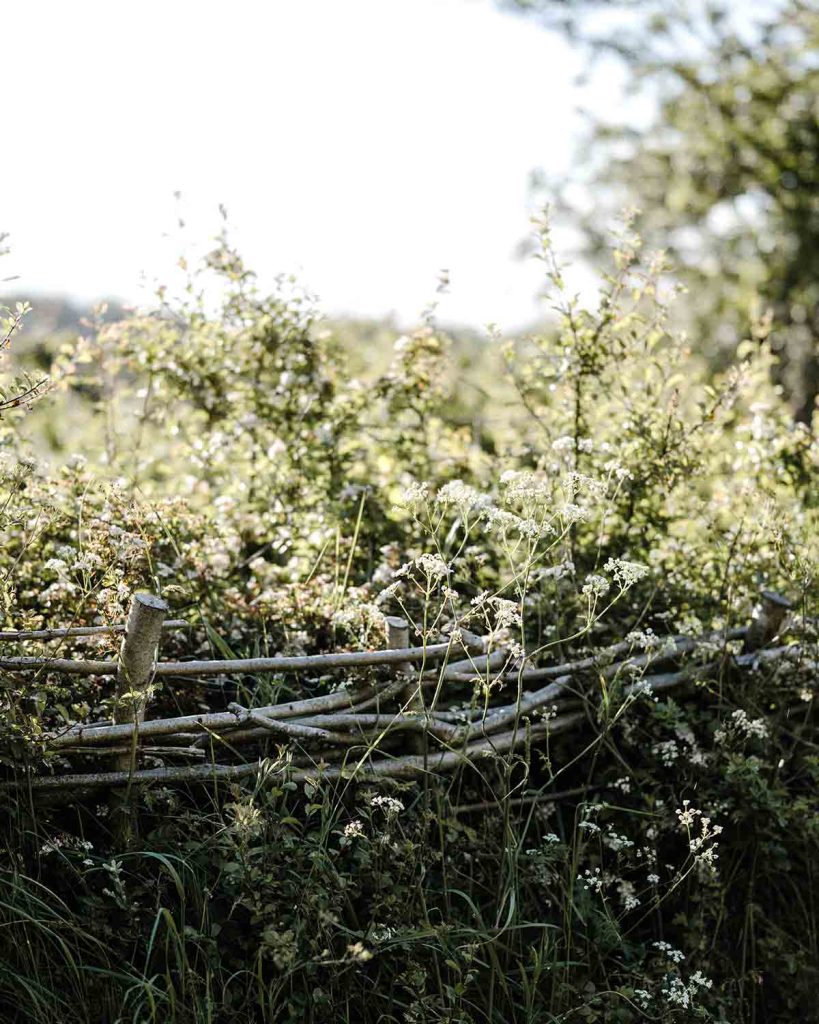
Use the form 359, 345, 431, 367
661, 970, 713, 1009
40, 834, 94, 857
652, 739, 680, 766
370, 795, 405, 816
653, 941, 686, 965
674, 801, 724, 868
633, 989, 652, 1010
470, 592, 523, 630
603, 458, 633, 481
582, 574, 610, 599
434, 480, 488, 513
551, 435, 571, 452
675, 799, 700, 828
492, 598, 523, 630
616, 879, 640, 911
578, 867, 605, 892
560, 502, 589, 524
538, 559, 575, 581
394, 553, 450, 583
551, 434, 578, 452
603, 831, 635, 853
604, 557, 650, 588
567, 471, 607, 501
343, 820, 365, 838
499, 469, 553, 506
369, 924, 397, 943
482, 506, 549, 539
688, 816, 723, 861
714, 708, 768, 745
624, 628, 663, 651
399, 481, 429, 513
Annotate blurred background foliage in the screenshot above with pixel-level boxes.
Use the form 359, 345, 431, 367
507, 0, 819, 424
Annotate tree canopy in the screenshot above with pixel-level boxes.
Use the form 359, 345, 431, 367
505, 0, 819, 424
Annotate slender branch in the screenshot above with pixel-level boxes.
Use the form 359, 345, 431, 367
0, 633, 483, 678
50, 678, 405, 748
226, 703, 341, 743
0, 657, 118, 676
493, 628, 748, 684
8, 711, 586, 791
153, 636, 481, 676
49, 642, 807, 753
196, 712, 461, 749
0, 620, 187, 642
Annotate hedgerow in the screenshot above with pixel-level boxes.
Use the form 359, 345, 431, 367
0, 217, 816, 1022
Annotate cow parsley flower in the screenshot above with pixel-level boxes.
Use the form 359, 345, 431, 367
653, 941, 686, 964
560, 502, 588, 524
370, 795, 405, 816
435, 480, 487, 512
582, 574, 610, 599
578, 867, 605, 892
399, 481, 429, 513
604, 557, 650, 588
676, 800, 701, 828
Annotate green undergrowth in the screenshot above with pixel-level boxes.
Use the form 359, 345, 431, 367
0, 217, 817, 1022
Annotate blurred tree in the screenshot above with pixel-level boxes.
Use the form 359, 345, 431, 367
502, 0, 819, 426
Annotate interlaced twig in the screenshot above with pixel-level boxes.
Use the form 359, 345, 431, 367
2, 592, 807, 793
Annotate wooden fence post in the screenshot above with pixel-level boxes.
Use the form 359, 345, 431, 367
114, 593, 169, 735
385, 615, 424, 754
743, 590, 791, 653
112, 593, 168, 843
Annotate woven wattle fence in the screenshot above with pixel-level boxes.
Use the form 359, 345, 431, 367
0, 589, 805, 794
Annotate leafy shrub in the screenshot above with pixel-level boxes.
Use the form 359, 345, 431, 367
0, 219, 816, 1022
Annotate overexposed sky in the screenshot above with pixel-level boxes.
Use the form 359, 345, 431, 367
2, 0, 620, 330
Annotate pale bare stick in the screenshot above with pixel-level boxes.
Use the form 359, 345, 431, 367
0, 620, 186, 642
10, 711, 586, 791
111, 593, 168, 844
226, 703, 340, 743
1, 633, 483, 679
386, 615, 425, 755
50, 677, 403, 748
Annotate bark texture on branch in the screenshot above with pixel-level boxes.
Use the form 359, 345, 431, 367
114, 594, 169, 728
5, 601, 807, 798
0, 633, 484, 678
743, 591, 792, 653
12, 711, 586, 791
110, 593, 168, 844
386, 615, 425, 755
0, 620, 186, 642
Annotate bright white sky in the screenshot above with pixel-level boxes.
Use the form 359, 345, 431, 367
2, 0, 620, 330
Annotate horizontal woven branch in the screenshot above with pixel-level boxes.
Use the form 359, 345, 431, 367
0, 634, 483, 678
10, 711, 586, 791
48, 639, 804, 754
2, 589, 806, 794
0, 620, 188, 642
